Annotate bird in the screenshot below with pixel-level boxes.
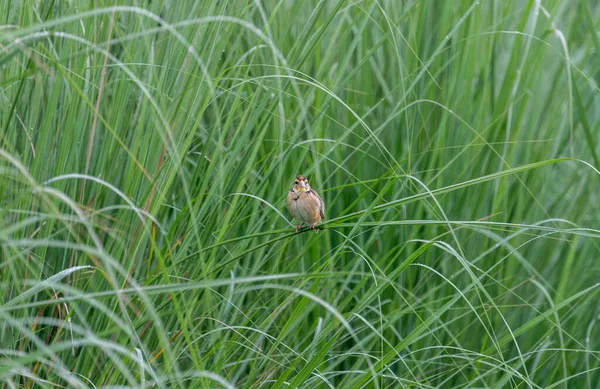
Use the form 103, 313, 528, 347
287, 174, 325, 232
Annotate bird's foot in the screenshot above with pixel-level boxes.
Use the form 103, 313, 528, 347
295, 223, 304, 232
310, 223, 318, 233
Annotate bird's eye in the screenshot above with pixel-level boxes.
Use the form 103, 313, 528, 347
294, 181, 299, 185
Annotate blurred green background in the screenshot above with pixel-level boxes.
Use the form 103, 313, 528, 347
1, 1, 599, 388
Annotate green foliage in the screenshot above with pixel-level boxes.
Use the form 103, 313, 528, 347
1, 1, 599, 388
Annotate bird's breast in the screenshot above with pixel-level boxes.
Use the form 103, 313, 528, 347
288, 193, 321, 224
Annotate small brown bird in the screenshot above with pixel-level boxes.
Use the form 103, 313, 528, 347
287, 175, 325, 232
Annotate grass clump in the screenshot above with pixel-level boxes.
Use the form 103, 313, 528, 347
1, 1, 600, 388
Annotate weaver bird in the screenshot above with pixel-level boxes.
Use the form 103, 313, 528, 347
287, 175, 325, 232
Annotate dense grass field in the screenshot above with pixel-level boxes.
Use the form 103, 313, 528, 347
1, 0, 600, 387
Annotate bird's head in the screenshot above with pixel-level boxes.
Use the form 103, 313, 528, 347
292, 175, 311, 192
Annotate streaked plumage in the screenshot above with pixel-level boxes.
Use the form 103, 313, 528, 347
287, 175, 324, 232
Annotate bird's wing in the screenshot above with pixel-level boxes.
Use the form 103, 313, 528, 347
309, 189, 325, 220
287, 189, 297, 218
